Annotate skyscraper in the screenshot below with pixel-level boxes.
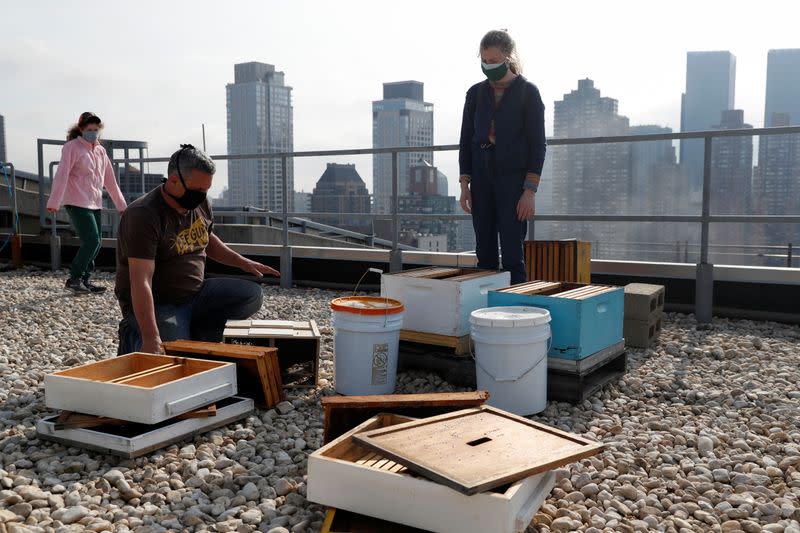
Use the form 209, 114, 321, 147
0, 114, 6, 162
551, 79, 632, 250
710, 110, 752, 214
629, 125, 675, 204
680, 51, 736, 197
755, 49, 800, 247
764, 49, 800, 126
226, 62, 294, 211
310, 163, 371, 233
372, 81, 433, 214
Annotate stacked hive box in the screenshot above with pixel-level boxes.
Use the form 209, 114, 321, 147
623, 284, 665, 348
524, 240, 591, 283
381, 268, 510, 355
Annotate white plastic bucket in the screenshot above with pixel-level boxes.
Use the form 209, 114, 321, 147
331, 296, 404, 395
470, 306, 552, 415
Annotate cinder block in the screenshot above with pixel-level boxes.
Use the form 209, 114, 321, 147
624, 283, 665, 321
624, 314, 662, 349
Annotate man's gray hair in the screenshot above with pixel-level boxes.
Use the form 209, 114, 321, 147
167, 145, 216, 178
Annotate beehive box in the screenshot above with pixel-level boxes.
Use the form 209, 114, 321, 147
308, 413, 555, 533
488, 281, 624, 360
37, 396, 254, 458
223, 320, 320, 387
45, 354, 237, 424
381, 268, 510, 337
162, 340, 284, 409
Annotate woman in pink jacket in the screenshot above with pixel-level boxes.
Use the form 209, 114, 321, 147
46, 112, 127, 293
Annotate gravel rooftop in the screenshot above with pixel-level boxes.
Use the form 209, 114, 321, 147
0, 269, 799, 533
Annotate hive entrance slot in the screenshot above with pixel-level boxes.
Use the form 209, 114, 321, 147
466, 436, 492, 447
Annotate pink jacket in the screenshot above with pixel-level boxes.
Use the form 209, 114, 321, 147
46, 137, 127, 212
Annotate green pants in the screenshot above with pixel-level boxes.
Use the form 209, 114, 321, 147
65, 206, 102, 280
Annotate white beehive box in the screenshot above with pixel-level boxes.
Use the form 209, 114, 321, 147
45, 353, 237, 425
37, 396, 254, 459
381, 268, 511, 337
307, 413, 555, 533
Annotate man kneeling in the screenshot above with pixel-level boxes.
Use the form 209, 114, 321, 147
115, 144, 278, 354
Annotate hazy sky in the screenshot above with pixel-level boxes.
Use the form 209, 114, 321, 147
2, 0, 798, 199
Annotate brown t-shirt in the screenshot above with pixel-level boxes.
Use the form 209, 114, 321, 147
115, 187, 213, 316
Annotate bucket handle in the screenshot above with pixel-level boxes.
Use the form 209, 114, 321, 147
473, 337, 551, 382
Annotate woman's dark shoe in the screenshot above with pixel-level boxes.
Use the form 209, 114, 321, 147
65, 277, 90, 293
82, 277, 107, 293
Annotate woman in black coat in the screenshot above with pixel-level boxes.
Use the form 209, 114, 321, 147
459, 30, 546, 284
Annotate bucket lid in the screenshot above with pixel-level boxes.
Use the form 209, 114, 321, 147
470, 306, 551, 328
331, 296, 404, 315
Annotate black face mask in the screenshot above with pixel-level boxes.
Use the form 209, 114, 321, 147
164, 144, 207, 210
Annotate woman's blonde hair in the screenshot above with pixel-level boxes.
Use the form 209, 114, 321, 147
480, 29, 522, 74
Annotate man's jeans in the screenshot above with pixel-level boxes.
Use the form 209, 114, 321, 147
118, 278, 263, 354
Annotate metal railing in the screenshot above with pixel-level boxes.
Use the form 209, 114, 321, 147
35, 125, 800, 323
0, 162, 18, 233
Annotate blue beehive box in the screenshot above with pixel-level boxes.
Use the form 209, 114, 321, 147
487, 281, 624, 360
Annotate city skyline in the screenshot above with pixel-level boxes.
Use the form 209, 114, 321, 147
2, 1, 798, 199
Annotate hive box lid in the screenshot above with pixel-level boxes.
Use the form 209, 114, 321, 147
352, 406, 603, 495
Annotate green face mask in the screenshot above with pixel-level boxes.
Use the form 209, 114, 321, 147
482, 61, 509, 82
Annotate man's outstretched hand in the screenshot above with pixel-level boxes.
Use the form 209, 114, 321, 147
239, 258, 280, 278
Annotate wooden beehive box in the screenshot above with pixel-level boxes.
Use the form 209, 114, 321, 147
162, 340, 284, 409
223, 320, 320, 388
308, 413, 556, 533
381, 268, 510, 337
488, 281, 624, 361
321, 391, 490, 444
524, 240, 591, 283
45, 354, 237, 425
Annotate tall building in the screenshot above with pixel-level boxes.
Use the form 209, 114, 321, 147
551, 79, 632, 253
709, 110, 753, 258
680, 51, 736, 197
764, 49, 800, 126
372, 81, 434, 214
629, 125, 675, 206
310, 163, 371, 232
756, 49, 800, 249
710, 110, 752, 213
226, 62, 293, 211
626, 125, 688, 260
0, 114, 6, 162
293, 191, 311, 214
118, 165, 165, 203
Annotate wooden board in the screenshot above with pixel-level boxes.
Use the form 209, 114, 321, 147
54, 404, 217, 430
37, 397, 254, 459
396, 267, 464, 279
353, 406, 603, 495
321, 391, 490, 443
577, 241, 592, 283
309, 413, 556, 533
223, 320, 320, 388
162, 340, 284, 409
399, 330, 471, 356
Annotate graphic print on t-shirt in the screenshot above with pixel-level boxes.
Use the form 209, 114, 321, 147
173, 215, 209, 255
